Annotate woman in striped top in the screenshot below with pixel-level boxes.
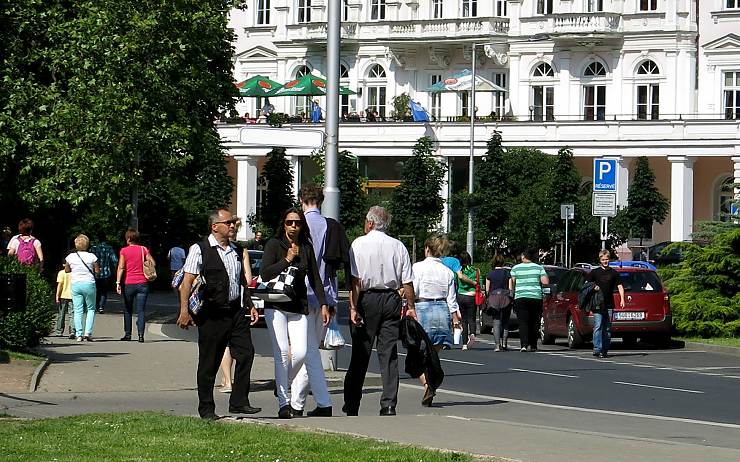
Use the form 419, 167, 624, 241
509, 250, 549, 352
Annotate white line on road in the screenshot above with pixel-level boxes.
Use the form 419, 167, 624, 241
399, 383, 740, 429
696, 366, 740, 370
346, 343, 484, 366
510, 368, 579, 378
613, 381, 704, 394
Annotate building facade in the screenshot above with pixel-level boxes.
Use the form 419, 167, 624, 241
222, 0, 740, 245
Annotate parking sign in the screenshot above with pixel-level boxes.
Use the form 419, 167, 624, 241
593, 159, 617, 192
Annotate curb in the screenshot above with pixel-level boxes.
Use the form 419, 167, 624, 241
681, 341, 740, 357
29, 357, 50, 393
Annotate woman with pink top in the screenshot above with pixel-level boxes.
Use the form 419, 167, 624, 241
115, 228, 155, 343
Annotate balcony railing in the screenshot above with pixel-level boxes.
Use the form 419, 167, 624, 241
283, 17, 508, 42
552, 13, 623, 34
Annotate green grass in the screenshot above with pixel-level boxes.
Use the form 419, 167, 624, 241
677, 336, 740, 348
0, 412, 478, 462
0, 349, 45, 365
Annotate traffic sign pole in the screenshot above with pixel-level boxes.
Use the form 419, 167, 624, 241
600, 216, 608, 250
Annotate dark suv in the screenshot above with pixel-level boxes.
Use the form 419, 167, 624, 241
541, 267, 671, 348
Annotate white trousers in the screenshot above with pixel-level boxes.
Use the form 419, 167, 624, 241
265, 308, 308, 408
291, 307, 332, 410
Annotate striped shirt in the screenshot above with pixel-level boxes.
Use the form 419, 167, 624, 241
183, 234, 242, 302
510, 262, 546, 300
91, 242, 118, 279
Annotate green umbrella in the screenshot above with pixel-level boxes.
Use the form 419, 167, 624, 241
235, 75, 283, 97
267, 74, 356, 96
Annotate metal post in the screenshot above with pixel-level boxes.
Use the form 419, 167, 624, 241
321, 0, 341, 372
130, 152, 140, 231
466, 45, 476, 261
564, 216, 569, 268
323, 0, 340, 223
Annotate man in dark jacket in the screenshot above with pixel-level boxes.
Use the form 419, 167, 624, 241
587, 250, 625, 358
177, 208, 260, 420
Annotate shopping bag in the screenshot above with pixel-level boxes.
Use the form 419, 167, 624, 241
321, 317, 345, 350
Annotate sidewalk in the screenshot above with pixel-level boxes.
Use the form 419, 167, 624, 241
2, 291, 739, 462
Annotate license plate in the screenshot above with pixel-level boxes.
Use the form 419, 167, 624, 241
614, 311, 645, 321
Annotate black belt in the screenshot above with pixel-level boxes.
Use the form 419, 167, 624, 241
416, 297, 445, 302
363, 288, 397, 294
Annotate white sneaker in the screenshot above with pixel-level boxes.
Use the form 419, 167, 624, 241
76, 337, 83, 342
461, 345, 468, 351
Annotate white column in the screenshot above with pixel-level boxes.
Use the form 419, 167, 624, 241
557, 54, 571, 120
235, 155, 259, 241
733, 155, 740, 213
668, 156, 695, 242
616, 156, 629, 208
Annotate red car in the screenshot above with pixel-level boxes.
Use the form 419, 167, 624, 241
541, 267, 672, 348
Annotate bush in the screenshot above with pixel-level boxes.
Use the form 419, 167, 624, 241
0, 256, 54, 351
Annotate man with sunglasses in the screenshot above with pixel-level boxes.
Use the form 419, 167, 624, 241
177, 208, 260, 420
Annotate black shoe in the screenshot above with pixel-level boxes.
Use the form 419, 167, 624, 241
84, 336, 93, 342
593, 351, 600, 357
599, 352, 609, 358
97, 308, 104, 314
306, 406, 332, 417
138, 336, 144, 343
341, 404, 358, 416
201, 413, 221, 421
278, 405, 292, 419
69, 334, 76, 340
290, 406, 304, 417
229, 405, 261, 415
120, 335, 131, 341
379, 406, 396, 416
421, 386, 435, 407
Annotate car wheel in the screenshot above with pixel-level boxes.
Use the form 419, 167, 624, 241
567, 316, 583, 349
479, 314, 492, 335
621, 334, 637, 347
540, 315, 555, 345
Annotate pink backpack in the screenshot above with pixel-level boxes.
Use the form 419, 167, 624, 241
16, 237, 37, 265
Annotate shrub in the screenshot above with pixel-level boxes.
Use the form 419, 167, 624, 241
0, 256, 54, 351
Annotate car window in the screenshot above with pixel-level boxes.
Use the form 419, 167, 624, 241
546, 268, 567, 286
617, 272, 663, 292
569, 273, 587, 292
557, 271, 575, 293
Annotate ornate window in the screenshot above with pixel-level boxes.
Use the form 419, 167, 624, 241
493, 72, 507, 118
729, 0, 740, 9
294, 65, 312, 117
496, 0, 507, 17
366, 64, 387, 119
370, 0, 386, 20
531, 63, 555, 121
586, 0, 603, 12
343, 0, 349, 20
462, 0, 478, 17
430, 74, 442, 119
639, 0, 657, 11
584, 62, 607, 77
583, 62, 607, 121
432, 0, 443, 18
297, 0, 312, 23
340, 64, 352, 116
257, 0, 271, 25
724, 71, 740, 119
636, 60, 660, 120
536, 0, 553, 15
717, 177, 735, 221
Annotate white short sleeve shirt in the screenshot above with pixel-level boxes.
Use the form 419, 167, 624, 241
412, 257, 459, 313
349, 230, 413, 291
65, 251, 98, 284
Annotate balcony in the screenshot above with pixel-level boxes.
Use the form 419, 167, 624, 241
552, 13, 622, 34
281, 17, 508, 43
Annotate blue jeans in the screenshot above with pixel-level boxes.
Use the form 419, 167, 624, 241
592, 309, 613, 354
123, 283, 149, 337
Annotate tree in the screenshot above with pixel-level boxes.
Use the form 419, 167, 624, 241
261, 147, 295, 231
623, 157, 669, 244
1, 1, 240, 257
389, 136, 446, 254
469, 131, 509, 252
310, 148, 368, 230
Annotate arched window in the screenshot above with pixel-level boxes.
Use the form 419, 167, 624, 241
637, 60, 659, 75
583, 61, 607, 120
297, 0, 312, 23
531, 62, 555, 121
294, 65, 312, 117
533, 62, 554, 77
340, 64, 352, 116
635, 60, 660, 120
717, 177, 735, 221
365, 64, 387, 119
340, 64, 349, 79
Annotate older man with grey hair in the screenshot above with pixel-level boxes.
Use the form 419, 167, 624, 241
343, 206, 416, 416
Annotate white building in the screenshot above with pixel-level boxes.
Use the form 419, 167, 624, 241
221, 0, 740, 245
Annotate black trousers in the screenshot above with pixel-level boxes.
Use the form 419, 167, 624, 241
458, 293, 477, 340
196, 301, 254, 418
344, 290, 401, 411
514, 297, 543, 349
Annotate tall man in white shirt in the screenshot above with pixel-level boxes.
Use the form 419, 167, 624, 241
344, 206, 416, 416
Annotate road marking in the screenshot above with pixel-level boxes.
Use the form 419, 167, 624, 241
613, 381, 704, 394
347, 343, 484, 366
696, 366, 740, 370
510, 368, 579, 378
400, 383, 740, 429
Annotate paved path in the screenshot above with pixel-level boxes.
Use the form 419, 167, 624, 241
2, 291, 740, 462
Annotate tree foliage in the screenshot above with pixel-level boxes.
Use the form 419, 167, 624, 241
261, 147, 295, 232
660, 224, 740, 337
621, 157, 669, 244
390, 137, 446, 250
469, 131, 508, 250
0, 0, 240, 256
310, 149, 368, 230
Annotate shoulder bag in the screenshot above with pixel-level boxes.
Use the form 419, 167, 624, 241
252, 265, 298, 303
474, 269, 486, 306
141, 246, 157, 282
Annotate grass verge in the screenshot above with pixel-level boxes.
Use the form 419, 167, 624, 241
677, 336, 740, 348
0, 412, 479, 462
0, 349, 45, 365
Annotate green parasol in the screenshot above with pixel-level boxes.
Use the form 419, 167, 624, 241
267, 74, 356, 96
235, 75, 283, 97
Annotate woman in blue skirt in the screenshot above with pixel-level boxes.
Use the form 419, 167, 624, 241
411, 233, 461, 407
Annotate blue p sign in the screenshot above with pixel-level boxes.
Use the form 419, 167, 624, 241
593, 159, 617, 192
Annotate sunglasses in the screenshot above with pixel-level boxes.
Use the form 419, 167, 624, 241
215, 219, 238, 226
284, 219, 302, 227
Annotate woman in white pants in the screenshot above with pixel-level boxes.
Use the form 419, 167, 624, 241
260, 208, 328, 419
